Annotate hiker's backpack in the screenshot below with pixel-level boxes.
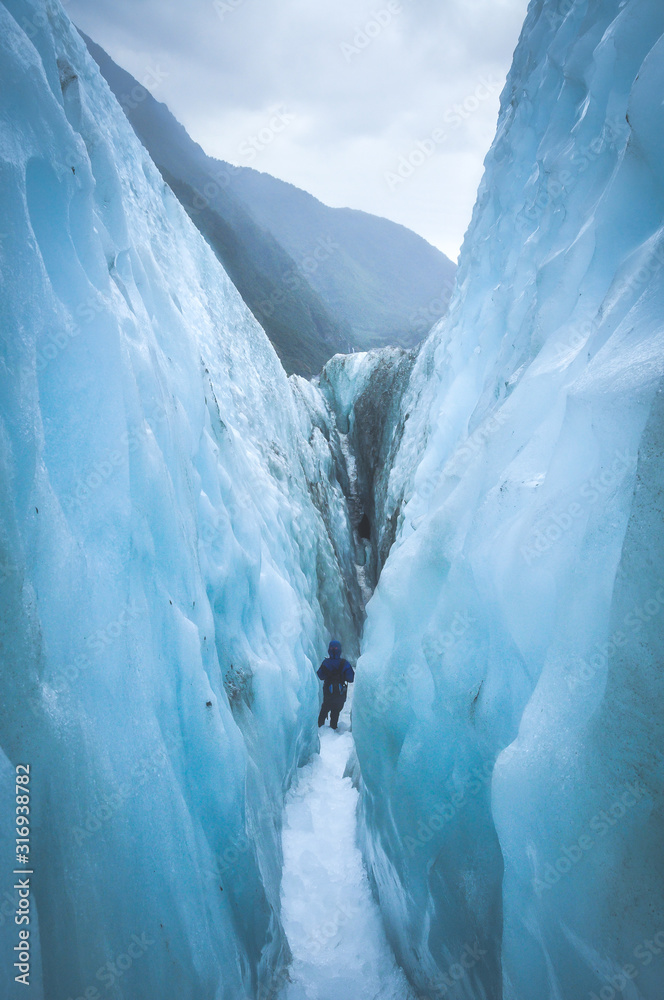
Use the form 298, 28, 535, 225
327, 659, 348, 696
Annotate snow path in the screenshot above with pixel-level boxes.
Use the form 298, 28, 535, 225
278, 699, 414, 1000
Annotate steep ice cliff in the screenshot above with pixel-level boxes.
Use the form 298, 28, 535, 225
80, 33, 456, 376
354, 1, 664, 997
3, 0, 664, 998
319, 348, 417, 589
0, 1, 360, 997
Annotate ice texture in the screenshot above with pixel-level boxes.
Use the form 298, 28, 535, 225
319, 348, 417, 587
0, 1, 360, 997
354, 1, 664, 997
4, 0, 664, 996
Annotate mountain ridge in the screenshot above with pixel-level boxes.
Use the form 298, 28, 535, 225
81, 30, 456, 375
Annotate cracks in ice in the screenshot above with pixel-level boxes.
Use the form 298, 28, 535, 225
274, 367, 416, 999
337, 429, 374, 609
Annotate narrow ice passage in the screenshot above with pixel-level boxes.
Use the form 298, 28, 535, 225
278, 695, 414, 1000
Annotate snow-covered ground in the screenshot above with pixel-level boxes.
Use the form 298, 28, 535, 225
279, 696, 413, 1000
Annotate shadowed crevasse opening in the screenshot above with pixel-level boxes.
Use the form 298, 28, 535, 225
318, 348, 418, 599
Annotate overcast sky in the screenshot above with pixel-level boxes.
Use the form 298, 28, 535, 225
67, 0, 529, 261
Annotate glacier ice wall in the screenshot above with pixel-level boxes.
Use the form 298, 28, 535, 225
319, 348, 417, 587
0, 1, 360, 997
354, 1, 664, 997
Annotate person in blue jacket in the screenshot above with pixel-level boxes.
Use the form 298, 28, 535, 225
317, 639, 354, 729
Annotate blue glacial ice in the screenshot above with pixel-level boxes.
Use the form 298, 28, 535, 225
352, 1, 664, 997
0, 1, 362, 997
2, 0, 664, 997
319, 348, 417, 589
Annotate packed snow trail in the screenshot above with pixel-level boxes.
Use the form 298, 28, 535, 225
279, 696, 414, 1000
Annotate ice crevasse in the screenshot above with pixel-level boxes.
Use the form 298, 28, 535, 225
352, 1, 664, 998
2, 0, 664, 999
0, 0, 362, 997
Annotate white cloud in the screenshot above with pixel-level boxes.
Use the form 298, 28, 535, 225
68, 0, 529, 260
